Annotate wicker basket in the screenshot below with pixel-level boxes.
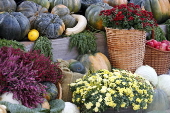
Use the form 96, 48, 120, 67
56, 82, 62, 99
144, 45, 170, 75
105, 27, 146, 73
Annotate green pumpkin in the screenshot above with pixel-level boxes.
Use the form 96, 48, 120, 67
49, 0, 81, 13
131, 0, 170, 24
0, 12, 30, 41
41, 82, 58, 101
17, 1, 48, 28
27, 0, 50, 9
81, 0, 103, 11
85, 2, 112, 30
32, 13, 65, 39
51, 4, 77, 28
0, 0, 16, 12
69, 61, 86, 74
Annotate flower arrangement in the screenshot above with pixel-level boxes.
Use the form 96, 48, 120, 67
0, 46, 62, 108
70, 69, 154, 113
99, 3, 158, 32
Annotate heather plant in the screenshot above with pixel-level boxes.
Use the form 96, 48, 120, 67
0, 46, 62, 108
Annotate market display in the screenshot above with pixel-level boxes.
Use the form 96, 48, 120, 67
0, 0, 170, 113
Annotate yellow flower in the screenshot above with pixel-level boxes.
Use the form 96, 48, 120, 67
136, 98, 142, 103
98, 98, 102, 102
115, 80, 121, 84
96, 102, 100, 107
133, 105, 140, 110
122, 82, 126, 85
121, 102, 126, 107
100, 86, 107, 93
130, 94, 134, 97
106, 93, 111, 97
108, 101, 117, 107
85, 102, 93, 109
94, 107, 99, 112
76, 98, 81, 102
143, 105, 147, 109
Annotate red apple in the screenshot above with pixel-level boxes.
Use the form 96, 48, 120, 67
161, 40, 170, 45
155, 45, 160, 50
166, 45, 170, 51
151, 39, 159, 47
159, 43, 167, 51
146, 41, 154, 47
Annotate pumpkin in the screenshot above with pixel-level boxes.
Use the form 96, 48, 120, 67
0, 92, 21, 105
51, 4, 77, 28
78, 52, 111, 73
0, 12, 30, 41
145, 88, 169, 112
69, 61, 86, 74
103, 0, 128, 7
135, 65, 158, 87
41, 99, 50, 109
17, 1, 48, 28
85, 2, 112, 30
49, 0, 81, 13
143, 0, 170, 24
0, 0, 17, 12
32, 13, 65, 39
27, 0, 50, 9
81, 0, 103, 11
157, 74, 170, 101
61, 102, 80, 113
41, 82, 58, 101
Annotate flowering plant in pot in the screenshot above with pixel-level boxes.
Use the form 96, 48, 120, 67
70, 69, 154, 113
99, 3, 158, 32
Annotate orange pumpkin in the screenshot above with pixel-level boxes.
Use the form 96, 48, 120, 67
103, 0, 128, 7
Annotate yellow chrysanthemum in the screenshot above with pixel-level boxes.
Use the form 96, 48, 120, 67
133, 105, 140, 110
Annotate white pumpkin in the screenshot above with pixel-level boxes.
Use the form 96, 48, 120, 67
61, 102, 80, 113
135, 65, 158, 87
0, 92, 21, 104
157, 74, 170, 101
0, 105, 7, 113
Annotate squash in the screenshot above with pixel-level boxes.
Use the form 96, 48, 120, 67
61, 102, 80, 113
51, 4, 77, 28
145, 88, 169, 112
27, 0, 50, 9
41, 82, 58, 101
0, 0, 16, 12
85, 2, 112, 30
69, 61, 86, 74
135, 65, 158, 87
78, 52, 111, 73
17, 1, 48, 28
49, 0, 81, 13
103, 0, 128, 7
65, 14, 87, 35
0, 12, 30, 41
157, 74, 170, 101
41, 99, 50, 109
143, 0, 170, 24
32, 13, 65, 39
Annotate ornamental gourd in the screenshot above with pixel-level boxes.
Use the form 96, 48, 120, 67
32, 13, 65, 39
17, 1, 48, 28
51, 5, 77, 28
134, 0, 170, 24
49, 0, 81, 13
78, 52, 111, 73
27, 0, 50, 9
0, 0, 16, 12
0, 12, 30, 41
103, 0, 127, 7
85, 2, 112, 30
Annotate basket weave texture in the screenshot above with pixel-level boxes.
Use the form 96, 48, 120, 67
144, 45, 170, 75
105, 27, 146, 73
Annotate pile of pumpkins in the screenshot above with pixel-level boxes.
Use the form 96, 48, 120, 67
1, 0, 170, 41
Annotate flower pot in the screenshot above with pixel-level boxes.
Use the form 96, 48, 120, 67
105, 28, 146, 73
97, 107, 143, 113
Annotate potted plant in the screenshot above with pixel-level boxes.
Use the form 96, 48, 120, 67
99, 3, 158, 72
70, 69, 154, 113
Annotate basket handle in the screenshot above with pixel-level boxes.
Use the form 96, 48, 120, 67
151, 30, 155, 39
